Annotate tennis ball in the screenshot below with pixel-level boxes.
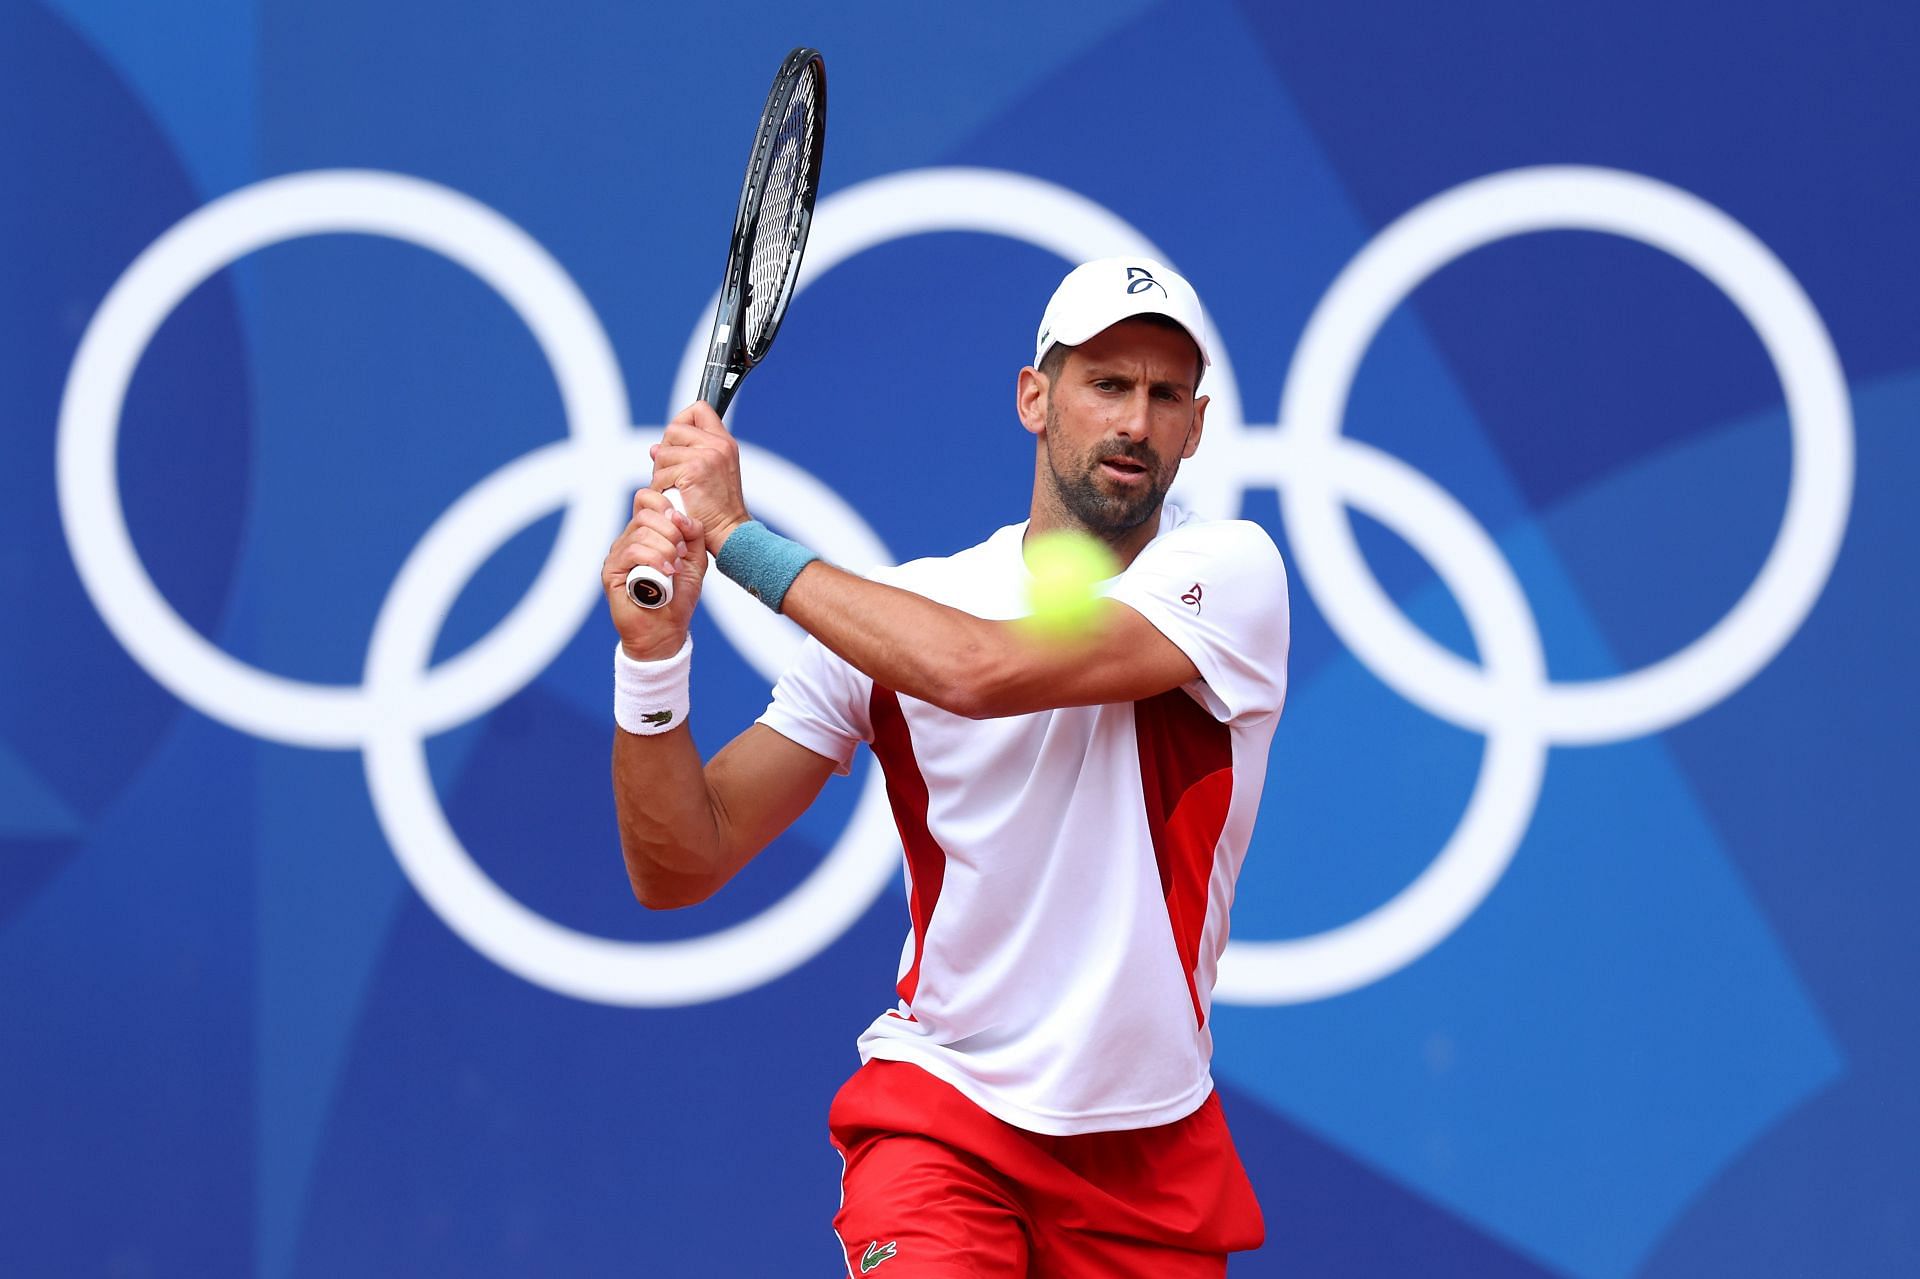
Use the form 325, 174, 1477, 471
1021, 529, 1119, 642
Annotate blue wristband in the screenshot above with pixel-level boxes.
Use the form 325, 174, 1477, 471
714, 520, 819, 613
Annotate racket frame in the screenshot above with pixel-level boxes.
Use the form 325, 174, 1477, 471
697, 45, 827, 418
628, 46, 826, 611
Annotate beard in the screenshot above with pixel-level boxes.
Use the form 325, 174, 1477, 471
1041, 399, 1176, 537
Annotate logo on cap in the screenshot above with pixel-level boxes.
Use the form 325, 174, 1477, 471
1125, 265, 1167, 297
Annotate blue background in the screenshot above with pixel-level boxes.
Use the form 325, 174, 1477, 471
3, 1, 1914, 1275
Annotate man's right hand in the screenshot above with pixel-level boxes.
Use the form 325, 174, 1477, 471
603, 489, 708, 660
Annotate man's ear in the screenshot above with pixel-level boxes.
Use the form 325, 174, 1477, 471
1182, 393, 1209, 459
1017, 366, 1049, 438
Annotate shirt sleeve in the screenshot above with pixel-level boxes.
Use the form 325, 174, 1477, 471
1105, 519, 1291, 724
756, 634, 874, 775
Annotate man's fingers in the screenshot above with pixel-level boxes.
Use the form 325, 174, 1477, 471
611, 506, 689, 556
605, 533, 671, 584
633, 510, 687, 563
636, 506, 684, 543
633, 486, 672, 516
652, 443, 730, 496
670, 507, 703, 540
660, 421, 735, 450
666, 400, 725, 434
610, 524, 682, 581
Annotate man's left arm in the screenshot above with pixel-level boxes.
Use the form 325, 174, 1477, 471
779, 563, 1196, 719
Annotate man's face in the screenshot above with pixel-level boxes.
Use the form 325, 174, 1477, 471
1038, 319, 1207, 538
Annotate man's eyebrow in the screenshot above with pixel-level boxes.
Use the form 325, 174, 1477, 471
1080, 365, 1162, 385
1078, 365, 1193, 394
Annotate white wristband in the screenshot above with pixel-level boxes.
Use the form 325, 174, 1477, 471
614, 636, 691, 735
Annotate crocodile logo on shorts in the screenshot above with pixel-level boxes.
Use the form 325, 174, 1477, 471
860, 1239, 898, 1272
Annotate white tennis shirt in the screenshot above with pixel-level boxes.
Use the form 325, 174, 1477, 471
758, 503, 1290, 1135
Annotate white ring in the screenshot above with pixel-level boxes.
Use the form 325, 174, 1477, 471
58, 164, 1850, 1008
362, 434, 904, 1005
1279, 166, 1854, 743
1216, 435, 1549, 1001
55, 170, 631, 747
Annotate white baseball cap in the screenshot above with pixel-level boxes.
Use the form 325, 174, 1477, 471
1033, 257, 1212, 380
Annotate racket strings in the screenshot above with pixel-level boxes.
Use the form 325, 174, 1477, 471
744, 71, 819, 350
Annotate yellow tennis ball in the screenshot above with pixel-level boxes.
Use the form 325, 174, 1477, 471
1021, 529, 1119, 642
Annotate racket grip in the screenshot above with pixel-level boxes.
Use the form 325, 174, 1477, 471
624, 489, 689, 610
625, 564, 672, 610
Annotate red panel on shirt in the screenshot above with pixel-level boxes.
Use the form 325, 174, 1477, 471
869, 687, 947, 1009
1134, 689, 1234, 1028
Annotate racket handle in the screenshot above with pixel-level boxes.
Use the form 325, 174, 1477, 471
699, 360, 740, 420
624, 489, 690, 610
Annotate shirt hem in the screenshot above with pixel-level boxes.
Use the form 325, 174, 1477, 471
858, 1039, 1215, 1136
756, 711, 857, 775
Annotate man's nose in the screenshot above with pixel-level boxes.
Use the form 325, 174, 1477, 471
1113, 390, 1152, 440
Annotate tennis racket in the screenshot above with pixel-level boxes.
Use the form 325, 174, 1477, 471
627, 46, 827, 610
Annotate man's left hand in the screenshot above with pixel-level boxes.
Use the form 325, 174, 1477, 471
651, 400, 752, 554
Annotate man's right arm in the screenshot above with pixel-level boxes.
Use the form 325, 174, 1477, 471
612, 721, 836, 910
604, 482, 838, 909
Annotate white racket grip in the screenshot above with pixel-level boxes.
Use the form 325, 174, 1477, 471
624, 488, 690, 610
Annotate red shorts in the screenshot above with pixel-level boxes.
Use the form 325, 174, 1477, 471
828, 1059, 1264, 1278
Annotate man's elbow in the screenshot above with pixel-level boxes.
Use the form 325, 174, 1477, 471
633, 882, 710, 911
927, 648, 1025, 720
923, 678, 988, 720
622, 849, 724, 911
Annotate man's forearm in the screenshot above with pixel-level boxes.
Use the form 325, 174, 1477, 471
612, 725, 730, 908
771, 556, 1201, 720
779, 561, 1014, 718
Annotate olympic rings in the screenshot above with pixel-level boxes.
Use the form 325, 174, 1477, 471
56, 164, 1854, 1007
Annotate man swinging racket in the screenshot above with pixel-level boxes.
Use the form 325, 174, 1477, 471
604, 258, 1289, 1277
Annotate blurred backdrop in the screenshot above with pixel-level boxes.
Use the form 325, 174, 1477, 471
3, 1, 1916, 1275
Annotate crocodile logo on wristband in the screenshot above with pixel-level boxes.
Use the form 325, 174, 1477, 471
641, 710, 674, 727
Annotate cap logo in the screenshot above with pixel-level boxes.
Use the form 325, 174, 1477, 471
1125, 265, 1167, 297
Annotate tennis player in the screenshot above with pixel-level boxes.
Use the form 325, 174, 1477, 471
605, 258, 1288, 1277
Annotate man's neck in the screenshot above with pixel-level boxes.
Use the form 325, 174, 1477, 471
1023, 496, 1164, 569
